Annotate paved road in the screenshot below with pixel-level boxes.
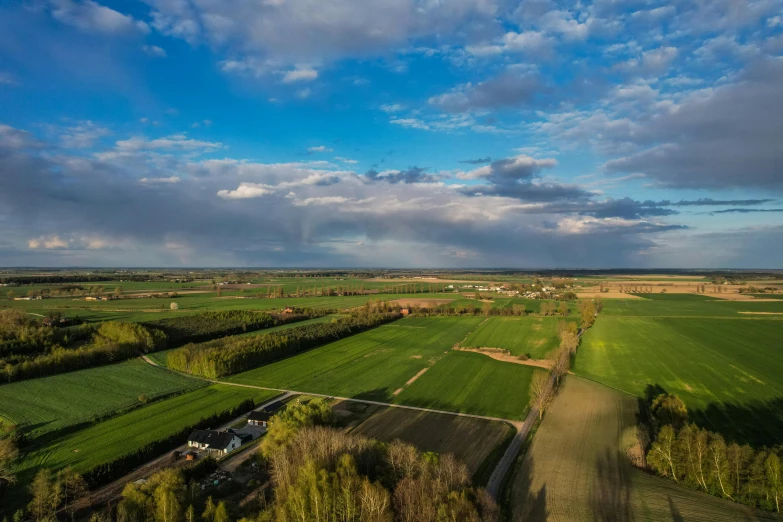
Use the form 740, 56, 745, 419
486, 406, 539, 498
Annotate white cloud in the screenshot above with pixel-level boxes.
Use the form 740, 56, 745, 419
282, 66, 318, 83
379, 103, 405, 113
141, 45, 167, 57
335, 156, 359, 164
216, 182, 276, 199
115, 134, 222, 152
49, 0, 149, 35
307, 145, 333, 153
390, 118, 430, 130
140, 176, 182, 184
60, 121, 111, 148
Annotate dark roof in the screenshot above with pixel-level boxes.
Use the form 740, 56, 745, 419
262, 401, 284, 413
248, 410, 271, 422
187, 429, 237, 450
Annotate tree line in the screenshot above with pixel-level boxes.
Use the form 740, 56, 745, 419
646, 394, 782, 512
167, 312, 401, 379
529, 299, 602, 418
2, 321, 166, 384
143, 309, 329, 347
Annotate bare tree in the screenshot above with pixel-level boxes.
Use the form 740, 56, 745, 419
529, 372, 555, 419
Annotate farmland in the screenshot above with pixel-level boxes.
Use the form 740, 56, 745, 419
574, 316, 783, 445
461, 317, 562, 358
351, 406, 513, 480
226, 316, 484, 402
0, 359, 204, 438
511, 376, 781, 522
16, 385, 277, 479
393, 351, 538, 420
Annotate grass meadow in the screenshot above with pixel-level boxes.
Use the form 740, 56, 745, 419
0, 359, 204, 438
600, 297, 783, 317
574, 316, 783, 445
16, 385, 277, 478
461, 317, 563, 358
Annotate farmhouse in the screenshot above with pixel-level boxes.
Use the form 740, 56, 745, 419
247, 410, 271, 427
186, 429, 241, 455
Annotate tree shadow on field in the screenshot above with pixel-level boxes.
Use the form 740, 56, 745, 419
592, 448, 633, 522
511, 455, 548, 522
642, 383, 783, 447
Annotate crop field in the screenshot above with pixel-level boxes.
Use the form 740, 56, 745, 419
511, 376, 779, 522
226, 316, 484, 403
16, 385, 277, 479
461, 317, 562, 358
351, 406, 513, 479
1, 292, 458, 322
600, 297, 783, 317
393, 351, 538, 420
238, 314, 339, 336
0, 359, 204, 438
574, 316, 783, 446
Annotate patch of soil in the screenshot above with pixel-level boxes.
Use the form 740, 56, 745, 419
410, 355, 422, 359
454, 346, 554, 370
405, 367, 429, 386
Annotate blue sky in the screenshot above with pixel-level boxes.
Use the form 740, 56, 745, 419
0, 0, 781, 267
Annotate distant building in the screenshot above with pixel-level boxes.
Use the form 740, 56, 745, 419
400, 307, 410, 316
283, 307, 294, 314
186, 430, 241, 455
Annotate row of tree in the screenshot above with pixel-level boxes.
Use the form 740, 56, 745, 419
144, 309, 328, 347
2, 321, 166, 384
167, 312, 401, 379
646, 395, 782, 512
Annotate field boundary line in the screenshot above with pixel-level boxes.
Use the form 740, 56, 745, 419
141, 355, 524, 426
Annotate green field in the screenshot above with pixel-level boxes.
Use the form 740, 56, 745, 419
16, 385, 277, 478
512, 376, 781, 521
0, 359, 204, 438
574, 317, 783, 445
393, 351, 537, 420
1, 292, 457, 323
227, 316, 484, 401
461, 317, 562, 358
600, 297, 783, 317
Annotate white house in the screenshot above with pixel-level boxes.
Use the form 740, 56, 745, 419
186, 430, 242, 455
247, 410, 271, 428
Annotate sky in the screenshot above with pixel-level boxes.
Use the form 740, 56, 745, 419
0, 0, 781, 268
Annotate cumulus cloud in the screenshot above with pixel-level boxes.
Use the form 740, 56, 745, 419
217, 182, 276, 199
